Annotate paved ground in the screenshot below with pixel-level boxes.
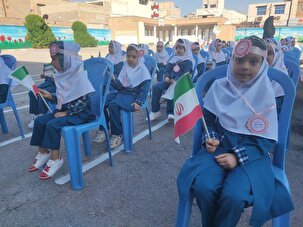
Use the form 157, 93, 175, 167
0, 48, 302, 227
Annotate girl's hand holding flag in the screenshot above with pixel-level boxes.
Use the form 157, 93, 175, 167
205, 138, 220, 153
38, 88, 52, 100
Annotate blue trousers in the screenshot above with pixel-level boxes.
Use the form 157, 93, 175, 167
192, 164, 253, 227
99, 92, 117, 131
108, 93, 136, 136
151, 81, 173, 115
30, 113, 73, 150
28, 78, 56, 115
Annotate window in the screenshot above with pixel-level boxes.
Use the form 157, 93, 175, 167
210, 4, 217, 8
275, 5, 285, 14
204, 4, 208, 8
256, 6, 267, 15
139, 0, 148, 5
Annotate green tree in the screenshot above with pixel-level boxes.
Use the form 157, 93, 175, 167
24, 14, 56, 48
72, 21, 97, 47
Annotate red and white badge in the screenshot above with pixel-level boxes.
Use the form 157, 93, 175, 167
234, 39, 252, 58
246, 114, 269, 134
173, 64, 180, 72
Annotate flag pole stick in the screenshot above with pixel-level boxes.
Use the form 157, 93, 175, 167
39, 92, 53, 113
201, 115, 210, 139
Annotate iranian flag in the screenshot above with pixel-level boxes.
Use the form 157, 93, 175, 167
173, 73, 203, 143
9, 65, 39, 96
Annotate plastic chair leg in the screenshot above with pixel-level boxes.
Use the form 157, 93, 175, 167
82, 131, 91, 156
145, 107, 152, 139
121, 110, 133, 153
12, 106, 25, 138
0, 109, 8, 134
103, 125, 113, 166
62, 128, 84, 190
176, 191, 194, 227
272, 213, 290, 227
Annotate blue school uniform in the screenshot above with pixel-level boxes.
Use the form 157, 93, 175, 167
177, 108, 294, 227
0, 84, 8, 103
30, 94, 94, 150
28, 77, 56, 115
108, 78, 150, 135
192, 62, 205, 83
151, 60, 192, 115
156, 62, 166, 82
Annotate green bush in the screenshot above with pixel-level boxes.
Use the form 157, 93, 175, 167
72, 21, 97, 47
24, 14, 56, 48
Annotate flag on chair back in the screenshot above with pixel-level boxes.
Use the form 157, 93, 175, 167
173, 73, 203, 143
9, 65, 39, 96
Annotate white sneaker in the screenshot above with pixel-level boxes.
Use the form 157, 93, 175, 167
28, 114, 41, 128
39, 158, 64, 180
148, 111, 161, 121
93, 130, 107, 143
167, 114, 174, 122
110, 135, 123, 149
28, 152, 51, 172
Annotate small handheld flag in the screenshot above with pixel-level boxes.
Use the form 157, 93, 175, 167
173, 73, 209, 143
9, 65, 52, 113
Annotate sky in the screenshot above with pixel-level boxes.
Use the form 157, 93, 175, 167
158, 0, 283, 16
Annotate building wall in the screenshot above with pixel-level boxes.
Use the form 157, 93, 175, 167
158, 2, 181, 19
247, 1, 292, 26
110, 0, 152, 18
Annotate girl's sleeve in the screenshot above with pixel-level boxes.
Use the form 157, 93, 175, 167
134, 80, 151, 106
110, 79, 124, 91
231, 136, 275, 165
201, 108, 224, 146
196, 62, 204, 77
114, 62, 123, 75
181, 60, 193, 76
163, 63, 173, 79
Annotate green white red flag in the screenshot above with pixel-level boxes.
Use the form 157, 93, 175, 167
9, 65, 39, 96
173, 72, 203, 143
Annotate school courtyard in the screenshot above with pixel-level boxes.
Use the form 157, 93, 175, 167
0, 47, 302, 226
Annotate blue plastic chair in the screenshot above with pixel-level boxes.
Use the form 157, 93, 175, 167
0, 55, 25, 138
284, 58, 300, 88
283, 51, 299, 64
61, 57, 114, 190
176, 65, 296, 227
292, 47, 301, 60
121, 55, 157, 152
222, 48, 231, 63
148, 49, 155, 57
165, 47, 174, 57
199, 50, 209, 62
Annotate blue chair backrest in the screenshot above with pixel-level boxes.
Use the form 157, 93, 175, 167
292, 47, 302, 60
165, 47, 174, 57
143, 55, 157, 83
225, 47, 233, 53
1, 54, 16, 70
83, 58, 113, 117
148, 49, 155, 57
199, 50, 209, 62
192, 65, 296, 171
284, 58, 300, 88
222, 48, 231, 63
122, 50, 126, 56
283, 52, 299, 64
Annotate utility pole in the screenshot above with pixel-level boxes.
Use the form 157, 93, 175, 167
286, 0, 293, 26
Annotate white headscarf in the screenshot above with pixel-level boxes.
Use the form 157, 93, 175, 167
117, 44, 151, 88
169, 39, 195, 70
155, 41, 170, 64
106, 40, 124, 65
208, 39, 226, 64
140, 44, 149, 55
0, 57, 12, 85
267, 38, 288, 97
204, 39, 278, 141
53, 42, 95, 109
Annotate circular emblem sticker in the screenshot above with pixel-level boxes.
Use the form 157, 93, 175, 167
50, 43, 59, 56
173, 64, 180, 72
234, 39, 252, 58
246, 114, 269, 134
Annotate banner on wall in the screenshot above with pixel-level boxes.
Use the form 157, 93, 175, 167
0, 25, 111, 49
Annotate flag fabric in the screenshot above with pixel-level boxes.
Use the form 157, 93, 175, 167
9, 65, 39, 96
173, 73, 203, 143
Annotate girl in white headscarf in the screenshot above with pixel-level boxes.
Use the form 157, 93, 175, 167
177, 36, 293, 227
266, 38, 289, 116
207, 39, 227, 70
94, 40, 125, 143
149, 38, 194, 122
28, 41, 95, 180
0, 55, 13, 103
192, 42, 206, 83
108, 44, 151, 149
155, 41, 170, 81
